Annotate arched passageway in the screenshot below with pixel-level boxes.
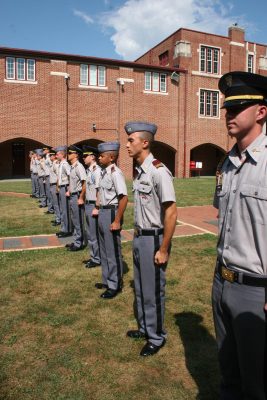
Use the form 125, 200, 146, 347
151, 141, 176, 176
190, 143, 225, 176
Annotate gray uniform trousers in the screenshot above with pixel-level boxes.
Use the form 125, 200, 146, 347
59, 185, 71, 233
50, 184, 61, 223
133, 232, 167, 346
212, 272, 267, 400
31, 172, 35, 196
85, 202, 100, 264
98, 207, 123, 290
33, 174, 40, 197
70, 194, 85, 248
44, 177, 53, 212
38, 176, 47, 206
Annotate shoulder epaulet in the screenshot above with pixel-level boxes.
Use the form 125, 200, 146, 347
111, 165, 116, 173
152, 159, 163, 168
216, 152, 229, 175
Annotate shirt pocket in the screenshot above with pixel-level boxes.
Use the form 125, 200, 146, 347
102, 178, 113, 190
240, 184, 267, 225
216, 187, 229, 220
137, 183, 153, 204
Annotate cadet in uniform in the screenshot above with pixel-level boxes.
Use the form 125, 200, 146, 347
212, 71, 267, 399
31, 151, 40, 198
48, 149, 61, 227
55, 146, 72, 238
125, 121, 177, 357
66, 145, 86, 251
36, 149, 47, 208
93, 142, 128, 299
82, 145, 101, 268
29, 151, 36, 198
43, 145, 54, 214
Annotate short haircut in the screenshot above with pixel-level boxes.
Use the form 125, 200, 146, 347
138, 131, 154, 143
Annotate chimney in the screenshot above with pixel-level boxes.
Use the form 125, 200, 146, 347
228, 24, 245, 43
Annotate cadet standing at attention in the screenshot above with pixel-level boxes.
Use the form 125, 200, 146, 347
213, 71, 267, 399
36, 149, 47, 208
55, 146, 72, 238
48, 149, 61, 227
92, 142, 128, 299
31, 151, 40, 199
125, 121, 177, 357
42, 145, 54, 215
82, 145, 101, 268
66, 145, 86, 251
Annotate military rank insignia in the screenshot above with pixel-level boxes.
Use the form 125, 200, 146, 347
216, 170, 223, 192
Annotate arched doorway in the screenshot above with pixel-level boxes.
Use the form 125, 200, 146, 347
151, 141, 176, 176
190, 143, 225, 176
0, 138, 44, 179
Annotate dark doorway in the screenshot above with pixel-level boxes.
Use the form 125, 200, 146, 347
12, 142, 25, 176
151, 141, 176, 176
190, 144, 225, 176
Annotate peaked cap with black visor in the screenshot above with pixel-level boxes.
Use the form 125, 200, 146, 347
219, 71, 267, 109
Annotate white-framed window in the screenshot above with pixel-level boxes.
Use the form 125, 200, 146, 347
199, 89, 219, 117
200, 45, 220, 74
6, 57, 36, 81
80, 64, 106, 87
247, 54, 254, 73
144, 71, 167, 93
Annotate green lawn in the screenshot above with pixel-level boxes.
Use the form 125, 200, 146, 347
0, 235, 219, 400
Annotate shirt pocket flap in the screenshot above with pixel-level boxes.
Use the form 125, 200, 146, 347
241, 184, 267, 200
103, 179, 113, 190
216, 188, 228, 198
138, 184, 152, 194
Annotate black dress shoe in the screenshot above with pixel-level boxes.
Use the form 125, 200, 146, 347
65, 243, 74, 248
95, 283, 108, 290
100, 288, 120, 299
67, 245, 83, 251
140, 339, 166, 357
45, 210, 54, 214
127, 330, 147, 339
51, 221, 61, 226
39, 205, 47, 208
57, 232, 73, 238
85, 260, 101, 268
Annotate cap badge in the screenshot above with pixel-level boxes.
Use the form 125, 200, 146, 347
225, 76, 232, 87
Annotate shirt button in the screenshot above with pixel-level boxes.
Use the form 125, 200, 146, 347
254, 191, 258, 195
233, 189, 236, 193
227, 228, 230, 232
229, 209, 232, 213
225, 245, 229, 249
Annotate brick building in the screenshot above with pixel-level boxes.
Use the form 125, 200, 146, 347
0, 25, 267, 179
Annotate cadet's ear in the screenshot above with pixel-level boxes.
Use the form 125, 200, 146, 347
256, 104, 267, 123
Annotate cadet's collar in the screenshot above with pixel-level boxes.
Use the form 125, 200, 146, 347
246, 132, 267, 163
139, 153, 154, 174
89, 162, 97, 171
71, 160, 79, 167
105, 163, 115, 173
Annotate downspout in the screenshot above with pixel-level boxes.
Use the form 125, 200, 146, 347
183, 71, 188, 178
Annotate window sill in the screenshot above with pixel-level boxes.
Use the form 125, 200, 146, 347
143, 90, 168, 95
198, 114, 220, 120
192, 71, 221, 78
4, 79, 37, 85
78, 85, 108, 90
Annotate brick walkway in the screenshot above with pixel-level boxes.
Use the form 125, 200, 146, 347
0, 205, 218, 252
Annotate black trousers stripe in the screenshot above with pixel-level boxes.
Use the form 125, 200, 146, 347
154, 235, 163, 335
111, 208, 122, 286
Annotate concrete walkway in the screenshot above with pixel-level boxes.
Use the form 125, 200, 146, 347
0, 205, 218, 252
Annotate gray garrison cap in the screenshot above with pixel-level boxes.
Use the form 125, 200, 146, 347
98, 141, 120, 153
35, 149, 44, 156
54, 146, 68, 153
124, 121, 157, 135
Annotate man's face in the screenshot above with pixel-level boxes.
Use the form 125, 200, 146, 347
56, 151, 64, 161
68, 152, 77, 162
98, 152, 113, 167
83, 154, 94, 166
225, 103, 264, 139
126, 132, 145, 159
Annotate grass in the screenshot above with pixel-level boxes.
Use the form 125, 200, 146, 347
0, 235, 219, 400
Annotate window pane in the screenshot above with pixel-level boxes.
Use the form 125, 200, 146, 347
200, 90, 205, 115
6, 57, 15, 79
80, 64, 88, 85
145, 71, 151, 90
213, 49, 219, 74
98, 66, 105, 86
160, 74, 166, 92
27, 59, 35, 80
207, 48, 212, 73
212, 92, 218, 116
17, 58, 25, 80
200, 47, 206, 72
152, 72, 159, 91
89, 65, 97, 86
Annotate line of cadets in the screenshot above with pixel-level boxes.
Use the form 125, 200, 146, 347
29, 121, 177, 357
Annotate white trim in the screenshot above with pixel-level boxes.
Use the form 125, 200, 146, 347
229, 41, 244, 47
192, 71, 222, 79
116, 78, 134, 83
4, 79, 38, 85
78, 84, 108, 90
143, 90, 168, 96
50, 71, 70, 78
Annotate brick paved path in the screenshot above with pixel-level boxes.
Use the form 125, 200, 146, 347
0, 205, 218, 252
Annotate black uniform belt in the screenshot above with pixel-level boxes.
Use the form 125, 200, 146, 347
70, 192, 81, 196
134, 228, 164, 237
217, 260, 267, 287
60, 184, 68, 188
50, 183, 57, 186
99, 205, 118, 209
85, 200, 96, 204
33, 173, 38, 175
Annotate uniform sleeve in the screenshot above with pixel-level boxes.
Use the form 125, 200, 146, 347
76, 164, 87, 181
153, 167, 176, 204
94, 168, 101, 189
64, 162, 71, 176
112, 170, 128, 196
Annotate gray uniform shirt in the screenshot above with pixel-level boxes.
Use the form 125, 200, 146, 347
99, 164, 127, 206
44, 154, 51, 176
31, 158, 38, 174
86, 162, 101, 201
133, 153, 176, 229
215, 132, 267, 275
36, 158, 46, 177
49, 160, 59, 184
58, 159, 71, 186
69, 160, 86, 193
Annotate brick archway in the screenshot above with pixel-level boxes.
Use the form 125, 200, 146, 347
151, 141, 176, 176
0, 138, 44, 179
190, 143, 226, 176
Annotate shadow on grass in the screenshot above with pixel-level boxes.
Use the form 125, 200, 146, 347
175, 312, 219, 400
